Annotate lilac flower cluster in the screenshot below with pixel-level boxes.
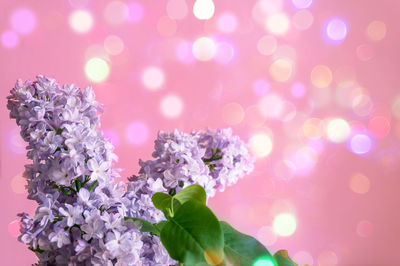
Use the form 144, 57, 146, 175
7, 76, 143, 265
122, 129, 254, 264
135, 129, 254, 197
8, 76, 254, 265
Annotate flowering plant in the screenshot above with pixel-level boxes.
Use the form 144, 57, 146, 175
7, 76, 296, 265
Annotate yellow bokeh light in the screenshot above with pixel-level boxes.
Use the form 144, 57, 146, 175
69, 10, 93, 33
85, 57, 110, 83
193, 0, 215, 20
248, 134, 273, 158
326, 118, 351, 143
266, 13, 290, 35
349, 173, 370, 194
311, 65, 332, 88
366, 20, 387, 42
303, 118, 322, 139
273, 213, 297, 237
192, 37, 216, 61
142, 66, 165, 91
269, 58, 294, 82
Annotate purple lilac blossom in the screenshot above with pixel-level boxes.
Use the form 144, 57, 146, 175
8, 75, 254, 265
7, 76, 145, 265
122, 129, 254, 264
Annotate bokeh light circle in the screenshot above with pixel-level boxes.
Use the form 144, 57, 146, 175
85, 58, 110, 83
104, 1, 129, 26
292, 10, 314, 30
104, 35, 124, 55
326, 18, 348, 42
125, 121, 149, 146
273, 213, 297, 237
167, 0, 188, 20
303, 118, 323, 139
217, 12, 238, 33
176, 40, 195, 64
349, 173, 370, 194
193, 0, 215, 20
160, 94, 184, 118
253, 258, 275, 266
127, 2, 144, 23
214, 42, 235, 65
349, 134, 372, 155
356, 44, 374, 61
266, 13, 290, 35
293, 251, 314, 266
352, 94, 373, 117
1, 30, 19, 48
10, 8, 37, 35
326, 118, 351, 143
69, 10, 93, 33
248, 133, 273, 158
291, 82, 306, 98
192, 37, 216, 61
366, 20, 386, 42
311, 65, 332, 88
269, 58, 294, 82
258, 93, 284, 119
253, 79, 270, 96
142, 66, 165, 91
292, 0, 312, 9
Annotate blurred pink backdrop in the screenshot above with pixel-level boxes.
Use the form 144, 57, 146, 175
1, 0, 400, 265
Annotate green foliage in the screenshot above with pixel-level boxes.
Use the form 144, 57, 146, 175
139, 184, 295, 266
160, 200, 224, 265
221, 221, 272, 266
152, 192, 173, 212
173, 184, 207, 206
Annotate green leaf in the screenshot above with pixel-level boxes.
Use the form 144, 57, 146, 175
155, 220, 168, 232
152, 192, 173, 212
160, 200, 224, 265
124, 217, 160, 235
273, 250, 297, 266
88, 180, 98, 191
173, 184, 207, 206
220, 221, 273, 266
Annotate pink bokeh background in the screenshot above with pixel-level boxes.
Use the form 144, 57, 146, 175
1, 0, 400, 265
